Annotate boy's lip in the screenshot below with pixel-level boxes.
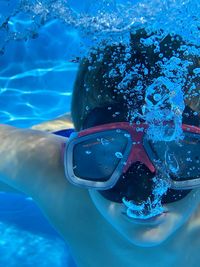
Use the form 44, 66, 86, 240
121, 211, 168, 225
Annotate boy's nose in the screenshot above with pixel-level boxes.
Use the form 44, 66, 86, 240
120, 162, 156, 203
122, 143, 155, 173
99, 162, 156, 203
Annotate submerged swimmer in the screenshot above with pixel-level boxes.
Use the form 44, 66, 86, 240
0, 29, 200, 267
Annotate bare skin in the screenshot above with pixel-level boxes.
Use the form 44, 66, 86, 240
0, 114, 200, 267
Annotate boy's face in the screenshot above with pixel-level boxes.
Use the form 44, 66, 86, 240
83, 104, 200, 247
89, 188, 200, 247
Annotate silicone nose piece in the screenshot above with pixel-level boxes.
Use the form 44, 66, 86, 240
123, 144, 156, 173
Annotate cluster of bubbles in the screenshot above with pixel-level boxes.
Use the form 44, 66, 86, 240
122, 172, 171, 219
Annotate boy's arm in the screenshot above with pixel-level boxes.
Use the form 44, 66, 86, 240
0, 114, 73, 195
0, 123, 89, 242
0, 124, 67, 198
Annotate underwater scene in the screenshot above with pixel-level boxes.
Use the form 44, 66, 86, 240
0, 0, 200, 266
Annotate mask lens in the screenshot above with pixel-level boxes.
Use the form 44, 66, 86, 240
73, 130, 129, 182
148, 132, 200, 181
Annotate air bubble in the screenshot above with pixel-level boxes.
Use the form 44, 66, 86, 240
115, 152, 123, 159
165, 151, 179, 174
193, 68, 200, 75
124, 133, 131, 138
100, 138, 110, 146
153, 93, 162, 101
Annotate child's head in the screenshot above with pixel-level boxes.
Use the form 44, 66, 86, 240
71, 28, 200, 131
69, 28, 200, 247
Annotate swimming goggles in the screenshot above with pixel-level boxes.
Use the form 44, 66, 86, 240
64, 122, 200, 191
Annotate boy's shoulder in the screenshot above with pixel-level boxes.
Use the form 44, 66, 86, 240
31, 113, 73, 133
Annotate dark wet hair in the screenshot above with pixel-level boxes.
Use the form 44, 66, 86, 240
71, 29, 200, 131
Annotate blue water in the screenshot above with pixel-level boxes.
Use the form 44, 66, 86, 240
0, 18, 79, 127
0, 15, 79, 267
0, 193, 77, 267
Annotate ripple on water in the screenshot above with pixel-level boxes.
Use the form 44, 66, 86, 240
0, 221, 71, 267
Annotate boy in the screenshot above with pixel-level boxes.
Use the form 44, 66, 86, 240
0, 29, 200, 267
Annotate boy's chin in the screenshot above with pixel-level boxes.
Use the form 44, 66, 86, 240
114, 219, 177, 248
121, 229, 172, 248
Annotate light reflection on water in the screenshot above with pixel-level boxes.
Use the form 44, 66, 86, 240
0, 221, 70, 267
0, 17, 80, 127
0, 61, 77, 127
